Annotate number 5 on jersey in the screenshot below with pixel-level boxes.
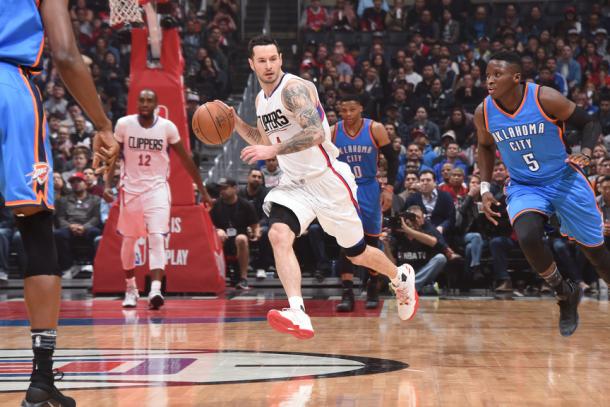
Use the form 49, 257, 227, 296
522, 153, 539, 172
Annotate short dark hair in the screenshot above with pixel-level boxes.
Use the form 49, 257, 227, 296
489, 51, 522, 73
340, 92, 363, 105
419, 169, 436, 181
599, 175, 610, 185
248, 35, 280, 58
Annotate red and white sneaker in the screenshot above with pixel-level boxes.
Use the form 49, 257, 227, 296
267, 308, 314, 339
392, 264, 419, 321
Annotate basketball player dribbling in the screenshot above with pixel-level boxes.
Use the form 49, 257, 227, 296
219, 35, 418, 339
0, 1, 119, 405
108, 89, 211, 310
475, 51, 610, 337
332, 93, 399, 311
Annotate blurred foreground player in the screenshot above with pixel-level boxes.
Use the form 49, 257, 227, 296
108, 89, 211, 310
476, 51, 610, 337
0, 0, 119, 405
223, 35, 418, 340
333, 93, 398, 311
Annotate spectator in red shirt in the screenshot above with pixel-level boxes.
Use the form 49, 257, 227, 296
361, 0, 387, 32
439, 167, 468, 205
301, 0, 329, 32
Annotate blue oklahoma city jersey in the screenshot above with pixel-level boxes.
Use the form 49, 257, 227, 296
0, 0, 45, 70
484, 82, 567, 185
334, 119, 382, 235
0, 0, 54, 209
485, 82, 604, 247
335, 119, 378, 184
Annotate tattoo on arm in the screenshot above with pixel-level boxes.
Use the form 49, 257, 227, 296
278, 82, 324, 155
245, 125, 263, 144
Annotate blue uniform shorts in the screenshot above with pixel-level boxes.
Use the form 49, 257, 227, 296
356, 181, 382, 236
0, 62, 54, 209
506, 165, 604, 247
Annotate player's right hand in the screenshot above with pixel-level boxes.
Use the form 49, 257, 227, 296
92, 129, 119, 175
481, 192, 501, 226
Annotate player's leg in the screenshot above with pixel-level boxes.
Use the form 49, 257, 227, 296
578, 245, 610, 283
335, 251, 356, 312
120, 235, 139, 308
265, 203, 315, 339
512, 212, 580, 336
1, 67, 74, 405
147, 233, 166, 310
363, 236, 382, 309
234, 233, 250, 289
118, 196, 146, 308
143, 185, 171, 310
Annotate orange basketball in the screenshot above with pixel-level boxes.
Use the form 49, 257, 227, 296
192, 101, 235, 145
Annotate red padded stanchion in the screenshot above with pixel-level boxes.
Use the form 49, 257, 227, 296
92, 28, 225, 294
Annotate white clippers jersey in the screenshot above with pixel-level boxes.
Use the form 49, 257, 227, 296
114, 114, 180, 194
255, 73, 340, 181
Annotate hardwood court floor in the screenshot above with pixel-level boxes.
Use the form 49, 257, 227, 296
0, 297, 608, 406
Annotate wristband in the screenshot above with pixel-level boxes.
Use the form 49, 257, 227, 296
480, 181, 491, 196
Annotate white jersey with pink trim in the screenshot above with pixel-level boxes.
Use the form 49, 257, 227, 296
255, 73, 339, 181
114, 114, 180, 195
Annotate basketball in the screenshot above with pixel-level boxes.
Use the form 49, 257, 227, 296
192, 101, 235, 145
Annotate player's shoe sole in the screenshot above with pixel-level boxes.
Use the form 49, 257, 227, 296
267, 310, 314, 340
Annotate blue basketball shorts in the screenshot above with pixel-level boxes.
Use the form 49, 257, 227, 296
0, 62, 54, 209
356, 181, 382, 236
505, 165, 604, 247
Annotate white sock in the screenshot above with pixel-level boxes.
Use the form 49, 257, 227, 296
126, 277, 137, 290
288, 296, 305, 311
151, 280, 162, 292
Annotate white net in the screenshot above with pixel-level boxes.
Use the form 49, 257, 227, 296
109, 0, 143, 25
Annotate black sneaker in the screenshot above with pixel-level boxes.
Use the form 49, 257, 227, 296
365, 276, 379, 309
22, 370, 75, 407
557, 280, 583, 337
335, 288, 354, 312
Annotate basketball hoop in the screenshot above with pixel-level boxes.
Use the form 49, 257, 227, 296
109, 0, 143, 25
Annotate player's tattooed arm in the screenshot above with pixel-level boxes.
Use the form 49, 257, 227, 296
218, 98, 271, 146
278, 80, 325, 155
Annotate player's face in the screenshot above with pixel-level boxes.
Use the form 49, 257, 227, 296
339, 101, 363, 124
249, 45, 282, 85
138, 91, 157, 118
485, 60, 521, 99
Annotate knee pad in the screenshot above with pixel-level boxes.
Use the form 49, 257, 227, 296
513, 212, 546, 248
364, 235, 380, 249
120, 236, 138, 270
15, 211, 60, 277
148, 233, 166, 270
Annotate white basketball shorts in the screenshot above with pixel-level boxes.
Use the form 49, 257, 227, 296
263, 160, 364, 249
117, 183, 171, 238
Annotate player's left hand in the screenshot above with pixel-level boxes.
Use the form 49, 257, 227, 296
380, 189, 393, 212
565, 153, 591, 168
240, 145, 278, 165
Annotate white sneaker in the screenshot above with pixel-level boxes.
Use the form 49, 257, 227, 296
148, 290, 165, 310
256, 269, 267, 280
392, 264, 419, 321
122, 289, 139, 308
267, 308, 314, 339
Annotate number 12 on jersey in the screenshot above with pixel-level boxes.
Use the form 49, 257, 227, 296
522, 153, 540, 172
138, 154, 151, 166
